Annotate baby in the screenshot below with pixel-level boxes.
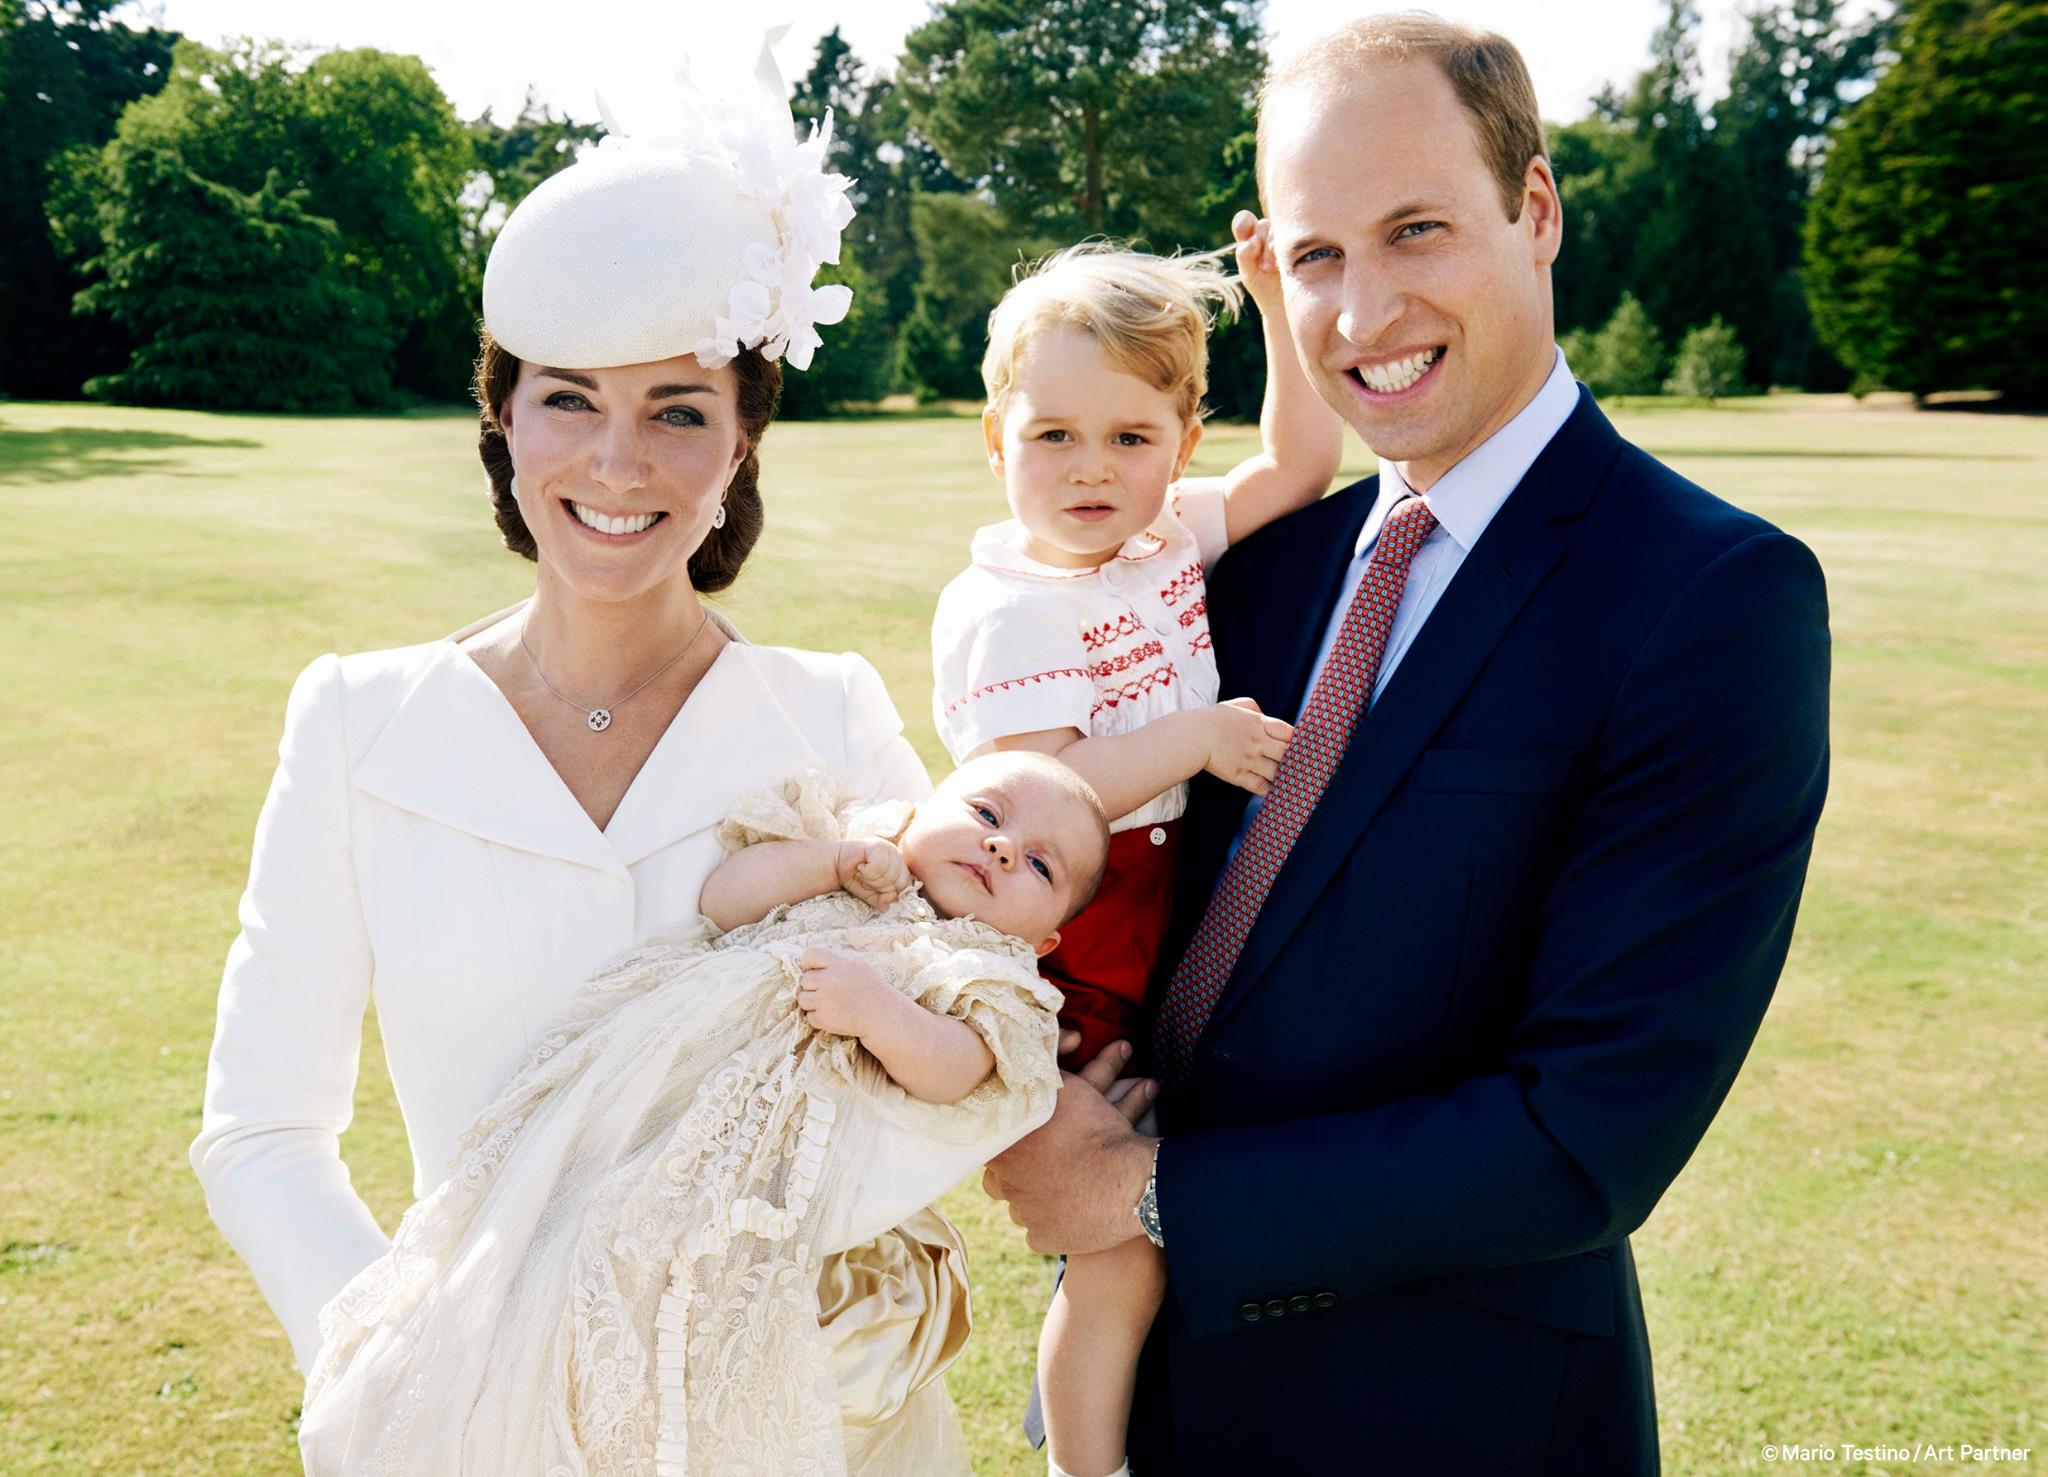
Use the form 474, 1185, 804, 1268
300, 752, 1110, 1477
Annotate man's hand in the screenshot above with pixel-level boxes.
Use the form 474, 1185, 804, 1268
983, 1039, 1160, 1255
835, 838, 913, 910
1204, 697, 1294, 797
1232, 209, 1283, 319
797, 947, 901, 1038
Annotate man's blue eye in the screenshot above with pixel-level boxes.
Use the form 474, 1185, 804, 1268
1295, 246, 1335, 266
1396, 221, 1443, 241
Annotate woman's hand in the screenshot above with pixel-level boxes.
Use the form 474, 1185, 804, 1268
1203, 697, 1294, 797
1233, 209, 1283, 319
797, 947, 902, 1037
836, 838, 914, 910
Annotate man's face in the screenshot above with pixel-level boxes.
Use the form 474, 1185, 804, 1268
1263, 61, 1561, 488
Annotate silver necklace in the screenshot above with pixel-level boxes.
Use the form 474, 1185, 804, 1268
519, 608, 712, 733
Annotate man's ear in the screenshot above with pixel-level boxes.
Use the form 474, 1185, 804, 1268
1522, 155, 1563, 269
1173, 416, 1204, 481
982, 406, 1006, 475
1034, 929, 1062, 959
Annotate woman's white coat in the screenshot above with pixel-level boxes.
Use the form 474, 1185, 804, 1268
191, 635, 938, 1370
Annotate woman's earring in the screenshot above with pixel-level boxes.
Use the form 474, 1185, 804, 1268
508, 473, 519, 499
711, 501, 727, 530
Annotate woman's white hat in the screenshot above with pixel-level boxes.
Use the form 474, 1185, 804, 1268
482, 29, 855, 372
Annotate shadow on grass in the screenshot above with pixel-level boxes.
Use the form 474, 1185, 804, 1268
0, 425, 263, 485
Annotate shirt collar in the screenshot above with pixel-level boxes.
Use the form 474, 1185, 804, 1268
1353, 345, 1579, 559
969, 517, 1168, 581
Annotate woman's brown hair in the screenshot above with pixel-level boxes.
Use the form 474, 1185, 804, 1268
472, 329, 783, 595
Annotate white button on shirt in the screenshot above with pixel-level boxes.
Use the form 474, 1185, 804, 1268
1226, 349, 1580, 860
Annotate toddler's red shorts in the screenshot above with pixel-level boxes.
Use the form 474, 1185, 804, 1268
1039, 818, 1180, 1068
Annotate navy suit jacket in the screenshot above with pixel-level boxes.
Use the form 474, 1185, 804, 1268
1129, 390, 1830, 1473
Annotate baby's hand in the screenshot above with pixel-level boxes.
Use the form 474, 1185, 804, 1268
1232, 209, 1283, 319
1204, 696, 1293, 796
797, 947, 901, 1038
836, 838, 914, 910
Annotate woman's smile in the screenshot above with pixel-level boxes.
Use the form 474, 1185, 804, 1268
560, 498, 670, 542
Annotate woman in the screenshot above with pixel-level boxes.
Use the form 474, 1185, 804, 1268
192, 42, 993, 1471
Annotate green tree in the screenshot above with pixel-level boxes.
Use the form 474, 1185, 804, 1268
1549, 112, 1657, 337
1805, 0, 2048, 402
1713, 0, 1891, 387
1620, 0, 1779, 383
75, 159, 392, 409
0, 0, 177, 398
788, 30, 912, 386
1590, 292, 1667, 398
1664, 316, 1749, 399
59, 37, 477, 406
898, 193, 1052, 402
897, 0, 1264, 247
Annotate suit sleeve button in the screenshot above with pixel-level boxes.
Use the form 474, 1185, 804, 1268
1312, 1291, 1338, 1309
1263, 1299, 1288, 1319
1238, 1302, 1263, 1323
1288, 1294, 1312, 1314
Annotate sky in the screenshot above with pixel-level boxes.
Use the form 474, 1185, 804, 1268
120, 0, 1817, 132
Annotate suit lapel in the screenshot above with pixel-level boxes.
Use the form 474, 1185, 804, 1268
1207, 391, 1623, 1030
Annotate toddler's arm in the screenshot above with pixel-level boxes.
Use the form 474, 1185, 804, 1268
699, 837, 913, 932
797, 948, 995, 1104
982, 696, 1292, 821
1180, 211, 1347, 546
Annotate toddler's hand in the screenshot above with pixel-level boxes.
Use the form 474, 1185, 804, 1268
1204, 696, 1293, 796
1232, 209, 1283, 319
797, 947, 900, 1038
836, 838, 913, 910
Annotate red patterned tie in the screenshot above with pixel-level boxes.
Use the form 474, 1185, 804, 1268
1154, 494, 1440, 1087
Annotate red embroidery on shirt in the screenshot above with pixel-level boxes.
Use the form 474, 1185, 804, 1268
1089, 663, 1179, 718
1089, 640, 1166, 680
1158, 562, 1204, 608
1190, 631, 1214, 654
1176, 595, 1208, 629
943, 667, 1092, 716
1081, 611, 1148, 652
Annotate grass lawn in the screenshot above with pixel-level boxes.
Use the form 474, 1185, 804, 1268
1, 393, 2043, 1474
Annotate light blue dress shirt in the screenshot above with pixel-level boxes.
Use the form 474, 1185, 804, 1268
1224, 347, 1581, 864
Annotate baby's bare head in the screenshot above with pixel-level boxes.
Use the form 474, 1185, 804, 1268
900, 751, 1110, 952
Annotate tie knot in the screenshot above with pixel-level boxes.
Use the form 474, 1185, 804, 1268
1378, 494, 1438, 558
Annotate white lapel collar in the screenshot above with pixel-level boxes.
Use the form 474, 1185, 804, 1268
601, 642, 846, 867
351, 642, 628, 879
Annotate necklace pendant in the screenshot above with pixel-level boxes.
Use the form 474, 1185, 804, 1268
587, 708, 612, 733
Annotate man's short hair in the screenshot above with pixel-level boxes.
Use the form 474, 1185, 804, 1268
1256, 12, 1549, 223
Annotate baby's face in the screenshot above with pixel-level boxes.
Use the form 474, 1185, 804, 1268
900, 756, 1104, 952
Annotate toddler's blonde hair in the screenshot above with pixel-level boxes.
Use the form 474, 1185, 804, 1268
982, 242, 1244, 424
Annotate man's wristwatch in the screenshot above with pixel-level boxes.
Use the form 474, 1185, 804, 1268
1134, 1142, 1165, 1249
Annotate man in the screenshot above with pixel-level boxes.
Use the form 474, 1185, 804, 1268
984, 14, 1831, 1473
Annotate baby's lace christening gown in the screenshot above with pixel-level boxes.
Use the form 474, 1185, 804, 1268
298, 773, 1064, 1476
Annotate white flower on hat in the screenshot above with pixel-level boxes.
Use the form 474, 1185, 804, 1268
481, 28, 858, 374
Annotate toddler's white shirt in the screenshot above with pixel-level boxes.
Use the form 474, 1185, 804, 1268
931, 483, 1227, 831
